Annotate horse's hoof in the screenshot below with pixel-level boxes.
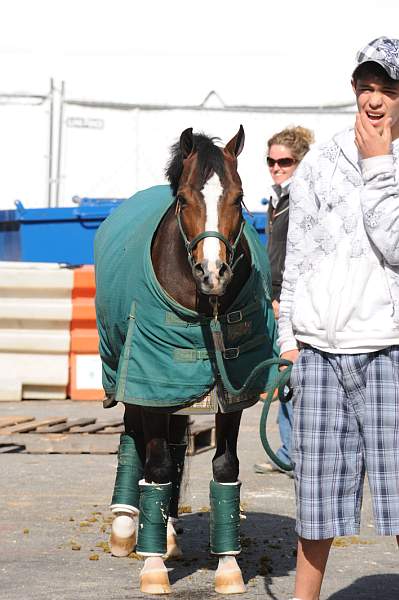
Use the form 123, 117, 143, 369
110, 513, 136, 557
110, 529, 136, 557
214, 567, 246, 594
140, 568, 171, 594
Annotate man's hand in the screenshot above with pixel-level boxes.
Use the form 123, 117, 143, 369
260, 348, 299, 401
280, 349, 300, 368
355, 113, 392, 158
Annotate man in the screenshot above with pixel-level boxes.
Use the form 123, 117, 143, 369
278, 37, 399, 600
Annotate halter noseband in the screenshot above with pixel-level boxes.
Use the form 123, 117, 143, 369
176, 203, 245, 273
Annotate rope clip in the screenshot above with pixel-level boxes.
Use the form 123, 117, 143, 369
209, 296, 219, 322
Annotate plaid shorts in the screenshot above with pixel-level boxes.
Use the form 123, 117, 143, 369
291, 346, 399, 539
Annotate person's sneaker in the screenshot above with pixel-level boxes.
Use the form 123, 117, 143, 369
254, 462, 277, 474
253, 458, 294, 478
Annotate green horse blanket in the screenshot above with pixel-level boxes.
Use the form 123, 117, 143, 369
94, 185, 279, 410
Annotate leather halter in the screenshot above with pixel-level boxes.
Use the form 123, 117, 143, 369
176, 202, 245, 272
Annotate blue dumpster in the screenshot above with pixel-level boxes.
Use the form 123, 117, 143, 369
0, 198, 267, 264
0, 198, 124, 264
0, 209, 20, 261
243, 211, 267, 246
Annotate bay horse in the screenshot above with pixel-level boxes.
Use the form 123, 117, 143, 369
94, 126, 283, 594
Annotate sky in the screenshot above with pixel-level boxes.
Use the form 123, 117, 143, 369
1, 0, 399, 107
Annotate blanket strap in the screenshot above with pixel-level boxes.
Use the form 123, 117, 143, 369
173, 333, 268, 362
165, 298, 261, 328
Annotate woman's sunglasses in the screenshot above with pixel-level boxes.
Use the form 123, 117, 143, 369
267, 157, 297, 168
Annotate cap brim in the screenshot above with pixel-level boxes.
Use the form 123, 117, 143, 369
352, 59, 399, 81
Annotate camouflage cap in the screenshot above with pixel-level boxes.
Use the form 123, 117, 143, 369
353, 37, 399, 81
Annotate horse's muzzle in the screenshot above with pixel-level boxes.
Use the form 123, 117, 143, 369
192, 259, 233, 296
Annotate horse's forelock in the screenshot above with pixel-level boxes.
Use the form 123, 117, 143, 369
165, 133, 225, 196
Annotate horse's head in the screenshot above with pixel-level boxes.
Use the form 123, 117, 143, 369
166, 126, 245, 297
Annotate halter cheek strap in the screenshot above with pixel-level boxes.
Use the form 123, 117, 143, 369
176, 208, 245, 272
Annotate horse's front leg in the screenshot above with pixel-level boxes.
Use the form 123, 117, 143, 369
136, 410, 173, 594
211, 410, 246, 595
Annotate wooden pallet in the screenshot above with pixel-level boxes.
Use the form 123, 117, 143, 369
187, 420, 216, 455
0, 416, 215, 455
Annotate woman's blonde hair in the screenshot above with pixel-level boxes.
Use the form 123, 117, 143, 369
267, 126, 314, 162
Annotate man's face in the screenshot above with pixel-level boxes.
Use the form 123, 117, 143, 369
352, 73, 399, 140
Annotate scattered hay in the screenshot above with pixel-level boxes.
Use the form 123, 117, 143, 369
96, 541, 111, 553
79, 521, 90, 527
102, 516, 113, 524
332, 536, 376, 548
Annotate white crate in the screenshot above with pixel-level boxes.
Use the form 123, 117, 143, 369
0, 262, 73, 400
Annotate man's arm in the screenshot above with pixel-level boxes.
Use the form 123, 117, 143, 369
356, 114, 399, 265
278, 157, 320, 355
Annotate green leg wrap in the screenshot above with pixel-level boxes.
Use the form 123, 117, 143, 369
136, 481, 172, 556
210, 480, 242, 555
168, 443, 187, 519
111, 433, 144, 509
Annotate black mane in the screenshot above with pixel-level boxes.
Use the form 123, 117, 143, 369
165, 133, 225, 196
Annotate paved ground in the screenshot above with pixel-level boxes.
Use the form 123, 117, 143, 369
1, 399, 398, 600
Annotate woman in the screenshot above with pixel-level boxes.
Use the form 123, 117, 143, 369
255, 125, 314, 475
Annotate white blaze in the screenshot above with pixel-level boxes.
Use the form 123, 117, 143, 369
202, 173, 223, 265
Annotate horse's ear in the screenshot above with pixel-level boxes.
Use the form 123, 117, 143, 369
225, 125, 245, 157
180, 128, 194, 159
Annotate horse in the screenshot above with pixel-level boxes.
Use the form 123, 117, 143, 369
94, 126, 284, 594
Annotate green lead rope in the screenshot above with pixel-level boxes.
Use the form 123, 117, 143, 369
209, 318, 292, 398
259, 396, 293, 472
210, 318, 293, 472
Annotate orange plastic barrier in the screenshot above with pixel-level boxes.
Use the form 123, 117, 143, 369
68, 266, 104, 400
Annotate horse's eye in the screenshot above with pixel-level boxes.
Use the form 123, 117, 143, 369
235, 194, 244, 205
177, 195, 186, 208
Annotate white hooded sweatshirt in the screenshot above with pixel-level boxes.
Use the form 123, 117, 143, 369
278, 127, 399, 355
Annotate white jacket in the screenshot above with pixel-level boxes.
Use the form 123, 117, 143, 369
278, 127, 399, 354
